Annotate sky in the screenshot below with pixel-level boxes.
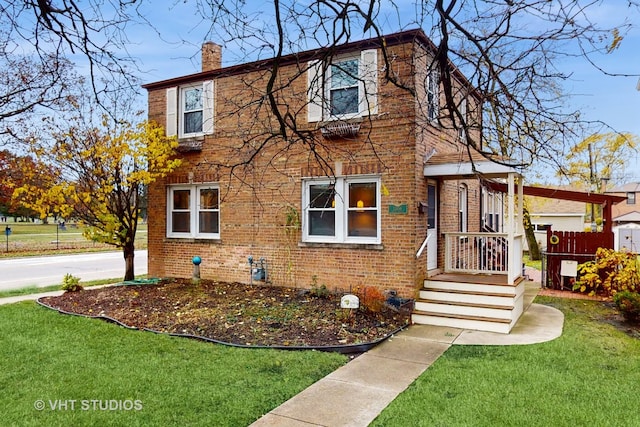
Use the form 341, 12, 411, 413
123, 1, 640, 183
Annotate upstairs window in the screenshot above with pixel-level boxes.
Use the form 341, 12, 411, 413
303, 177, 381, 244
329, 58, 359, 116
426, 68, 440, 121
627, 192, 636, 205
182, 86, 203, 134
307, 49, 378, 122
166, 81, 214, 138
457, 97, 467, 140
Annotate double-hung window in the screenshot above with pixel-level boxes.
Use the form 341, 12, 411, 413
167, 185, 220, 238
329, 58, 360, 116
182, 86, 204, 134
426, 68, 440, 121
303, 177, 381, 244
166, 81, 214, 138
457, 97, 467, 140
307, 49, 378, 122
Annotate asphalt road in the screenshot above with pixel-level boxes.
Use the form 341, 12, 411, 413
0, 250, 148, 291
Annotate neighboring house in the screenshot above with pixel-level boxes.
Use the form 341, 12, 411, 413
526, 192, 587, 250
143, 29, 527, 333
606, 182, 640, 219
605, 182, 640, 252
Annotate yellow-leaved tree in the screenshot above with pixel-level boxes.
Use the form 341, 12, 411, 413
563, 133, 638, 188
560, 132, 638, 225
14, 117, 181, 281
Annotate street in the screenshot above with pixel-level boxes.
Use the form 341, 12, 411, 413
0, 250, 148, 291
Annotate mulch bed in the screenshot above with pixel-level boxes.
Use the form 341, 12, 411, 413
39, 279, 410, 350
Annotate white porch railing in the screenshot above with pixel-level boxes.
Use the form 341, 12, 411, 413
444, 232, 523, 284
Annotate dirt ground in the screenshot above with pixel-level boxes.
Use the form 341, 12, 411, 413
40, 279, 410, 348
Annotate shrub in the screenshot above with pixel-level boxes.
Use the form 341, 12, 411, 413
356, 286, 386, 313
574, 248, 640, 297
613, 291, 640, 322
309, 275, 329, 298
61, 273, 83, 292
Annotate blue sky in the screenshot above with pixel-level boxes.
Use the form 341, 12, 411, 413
129, 1, 640, 182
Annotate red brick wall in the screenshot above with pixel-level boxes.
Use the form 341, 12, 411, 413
146, 38, 481, 299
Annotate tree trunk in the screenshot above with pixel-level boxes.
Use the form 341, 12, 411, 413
523, 208, 541, 261
123, 242, 135, 281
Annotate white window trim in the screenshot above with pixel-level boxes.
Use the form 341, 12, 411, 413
328, 56, 360, 118
307, 49, 378, 122
426, 68, 440, 122
302, 176, 381, 244
482, 188, 503, 232
532, 223, 552, 232
459, 184, 468, 233
166, 81, 214, 138
458, 97, 467, 140
180, 84, 204, 137
167, 184, 220, 239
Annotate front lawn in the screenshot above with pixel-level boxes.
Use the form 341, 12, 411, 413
0, 301, 346, 426
4, 294, 639, 426
373, 296, 640, 426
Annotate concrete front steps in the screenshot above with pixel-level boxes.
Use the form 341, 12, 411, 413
411, 274, 525, 334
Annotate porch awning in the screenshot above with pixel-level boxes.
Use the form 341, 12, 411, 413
423, 151, 520, 179
423, 160, 519, 179
483, 179, 627, 234
483, 180, 627, 205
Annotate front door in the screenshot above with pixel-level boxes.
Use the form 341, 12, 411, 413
427, 182, 438, 270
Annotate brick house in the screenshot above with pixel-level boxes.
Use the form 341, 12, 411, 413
143, 29, 527, 333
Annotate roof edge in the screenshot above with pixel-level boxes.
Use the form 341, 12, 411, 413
142, 28, 431, 90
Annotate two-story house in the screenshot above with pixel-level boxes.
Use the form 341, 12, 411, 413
143, 29, 527, 333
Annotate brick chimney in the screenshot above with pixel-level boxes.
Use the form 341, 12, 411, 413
202, 42, 222, 72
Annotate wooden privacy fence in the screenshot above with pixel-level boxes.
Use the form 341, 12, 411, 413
543, 228, 614, 289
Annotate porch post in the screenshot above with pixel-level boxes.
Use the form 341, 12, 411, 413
603, 200, 613, 234
517, 175, 524, 235
507, 173, 516, 285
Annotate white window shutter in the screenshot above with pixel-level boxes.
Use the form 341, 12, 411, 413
360, 49, 378, 115
166, 87, 177, 137
202, 80, 214, 134
307, 60, 324, 123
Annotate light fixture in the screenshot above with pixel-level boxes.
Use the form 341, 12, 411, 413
356, 200, 364, 211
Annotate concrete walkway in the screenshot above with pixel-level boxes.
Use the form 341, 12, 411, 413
251, 280, 564, 426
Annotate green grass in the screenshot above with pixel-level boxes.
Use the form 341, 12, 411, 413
372, 296, 640, 427
0, 222, 147, 258
523, 253, 542, 270
0, 301, 346, 426
0, 277, 139, 298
